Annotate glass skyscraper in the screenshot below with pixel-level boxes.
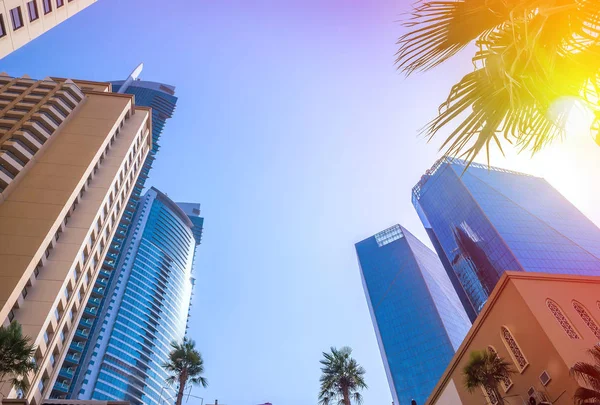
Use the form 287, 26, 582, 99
72, 187, 203, 405
412, 157, 600, 319
52, 66, 179, 399
355, 225, 471, 405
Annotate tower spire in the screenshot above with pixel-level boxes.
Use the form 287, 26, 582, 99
118, 62, 144, 94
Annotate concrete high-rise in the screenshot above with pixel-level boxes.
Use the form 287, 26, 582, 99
412, 157, 600, 320
53, 64, 178, 399
69, 188, 203, 405
355, 225, 471, 405
0, 73, 152, 404
0, 0, 97, 60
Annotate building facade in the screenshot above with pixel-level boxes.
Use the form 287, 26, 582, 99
68, 188, 202, 405
0, 0, 97, 60
355, 225, 471, 405
54, 66, 178, 399
426, 272, 600, 405
0, 73, 152, 404
412, 157, 600, 319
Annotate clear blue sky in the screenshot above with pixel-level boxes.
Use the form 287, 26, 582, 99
3, 1, 600, 404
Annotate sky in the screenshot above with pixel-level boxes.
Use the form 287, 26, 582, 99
2, 0, 600, 404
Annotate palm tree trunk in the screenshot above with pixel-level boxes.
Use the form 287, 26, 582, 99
342, 386, 351, 405
175, 371, 187, 405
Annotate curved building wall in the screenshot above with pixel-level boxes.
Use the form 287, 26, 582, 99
76, 188, 197, 405
56, 79, 178, 398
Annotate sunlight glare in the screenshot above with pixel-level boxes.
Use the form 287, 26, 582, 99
549, 97, 596, 139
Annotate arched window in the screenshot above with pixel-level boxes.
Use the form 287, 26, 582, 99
501, 326, 529, 372
546, 299, 580, 339
480, 386, 499, 405
488, 346, 513, 392
573, 300, 600, 340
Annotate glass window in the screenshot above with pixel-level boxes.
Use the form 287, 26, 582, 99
26, 1, 38, 22
42, 0, 52, 14
10, 7, 24, 30
57, 0, 64, 7
49, 353, 55, 366
0, 14, 6, 37
43, 331, 49, 343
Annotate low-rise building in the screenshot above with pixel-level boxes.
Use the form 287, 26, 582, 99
426, 272, 600, 405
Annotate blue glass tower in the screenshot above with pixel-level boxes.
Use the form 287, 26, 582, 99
355, 225, 471, 405
51, 66, 179, 399
72, 187, 202, 405
412, 157, 600, 319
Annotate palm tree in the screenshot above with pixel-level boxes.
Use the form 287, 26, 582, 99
570, 344, 600, 404
397, 0, 600, 164
162, 338, 208, 405
0, 321, 36, 393
463, 350, 513, 405
318, 346, 367, 405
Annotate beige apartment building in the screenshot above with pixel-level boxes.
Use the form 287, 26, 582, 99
0, 73, 152, 404
0, 0, 96, 60
426, 272, 600, 405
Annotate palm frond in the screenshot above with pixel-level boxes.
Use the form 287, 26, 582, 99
397, 0, 514, 74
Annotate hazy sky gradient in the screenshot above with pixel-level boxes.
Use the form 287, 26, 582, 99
2, 1, 599, 404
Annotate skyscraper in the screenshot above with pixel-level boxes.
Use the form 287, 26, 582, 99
355, 225, 471, 405
0, 73, 152, 403
412, 157, 600, 319
69, 187, 202, 405
55, 65, 178, 399
0, 0, 97, 60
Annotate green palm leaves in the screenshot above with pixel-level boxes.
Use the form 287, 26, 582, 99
571, 344, 600, 405
318, 347, 367, 405
397, 0, 600, 164
463, 350, 513, 405
0, 321, 36, 393
162, 338, 208, 405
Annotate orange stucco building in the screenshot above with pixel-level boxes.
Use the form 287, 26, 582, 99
426, 272, 600, 405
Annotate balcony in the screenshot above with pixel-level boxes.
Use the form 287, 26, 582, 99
48, 97, 72, 116
0, 164, 15, 189
0, 150, 24, 176
79, 317, 93, 327
32, 113, 59, 133
63, 353, 80, 365
13, 129, 43, 151
62, 82, 85, 101
74, 328, 89, 340
55, 90, 78, 108
52, 381, 70, 394
69, 341, 85, 352
2, 139, 34, 163
95, 278, 108, 287
91, 287, 105, 297
58, 367, 74, 380
24, 120, 52, 141
84, 306, 98, 317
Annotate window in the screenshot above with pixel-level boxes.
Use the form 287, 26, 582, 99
481, 386, 499, 405
500, 326, 529, 372
573, 301, 600, 339
488, 346, 513, 392
57, 0, 64, 7
10, 7, 24, 30
0, 14, 6, 38
547, 299, 580, 339
42, 0, 52, 14
27, 1, 38, 22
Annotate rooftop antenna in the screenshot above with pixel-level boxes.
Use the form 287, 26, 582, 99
118, 62, 144, 94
